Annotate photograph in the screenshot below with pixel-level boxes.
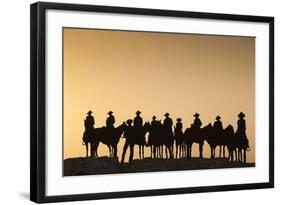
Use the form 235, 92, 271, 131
63, 28, 256, 176
30, 2, 274, 202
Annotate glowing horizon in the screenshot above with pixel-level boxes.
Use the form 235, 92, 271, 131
63, 28, 255, 162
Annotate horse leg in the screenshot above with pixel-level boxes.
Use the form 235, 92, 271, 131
169, 146, 173, 159
182, 144, 185, 158
85, 143, 89, 158
179, 144, 182, 158
90, 143, 93, 157
175, 144, 178, 159
219, 146, 222, 158
141, 145, 144, 159
165, 147, 168, 159
95, 148, 98, 158
121, 141, 129, 163
199, 143, 203, 158
129, 144, 134, 164
243, 149, 247, 163
223, 146, 226, 158
238, 149, 241, 162
188, 145, 191, 159
112, 144, 117, 158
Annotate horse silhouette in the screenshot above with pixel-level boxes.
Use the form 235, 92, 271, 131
81, 111, 251, 163
121, 122, 150, 163
146, 120, 174, 159
204, 123, 235, 159
234, 131, 250, 163
184, 125, 205, 159
91, 122, 127, 158
174, 125, 184, 159
146, 120, 163, 159
204, 123, 250, 163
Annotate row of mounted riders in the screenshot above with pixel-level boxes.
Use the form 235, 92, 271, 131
82, 120, 250, 164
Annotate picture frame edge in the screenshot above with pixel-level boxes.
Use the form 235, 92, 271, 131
30, 1, 275, 203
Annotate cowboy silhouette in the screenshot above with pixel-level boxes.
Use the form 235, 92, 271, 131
163, 113, 173, 128
85, 110, 95, 130
175, 118, 183, 130
106, 111, 115, 128
151, 115, 157, 128
191, 113, 202, 129
121, 119, 134, 163
237, 112, 246, 137
133, 110, 143, 128
213, 115, 223, 131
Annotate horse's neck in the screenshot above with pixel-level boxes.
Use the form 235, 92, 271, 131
116, 125, 125, 134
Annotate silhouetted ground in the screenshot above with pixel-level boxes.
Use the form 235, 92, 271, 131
64, 157, 255, 176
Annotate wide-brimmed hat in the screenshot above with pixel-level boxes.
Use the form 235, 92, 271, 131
193, 113, 200, 118
152, 115, 156, 120
87, 110, 92, 114
136, 110, 141, 115
177, 118, 182, 122
108, 111, 113, 115
126, 119, 133, 125
238, 112, 245, 119
216, 115, 221, 120
164, 113, 170, 117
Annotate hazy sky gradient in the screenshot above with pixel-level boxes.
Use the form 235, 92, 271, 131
63, 28, 255, 162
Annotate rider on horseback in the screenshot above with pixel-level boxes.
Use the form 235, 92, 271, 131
163, 113, 173, 128
175, 118, 183, 130
213, 115, 223, 136
147, 115, 157, 147
237, 112, 246, 138
191, 113, 202, 131
151, 115, 157, 128
175, 118, 183, 140
85, 110, 95, 130
106, 111, 115, 128
134, 110, 143, 128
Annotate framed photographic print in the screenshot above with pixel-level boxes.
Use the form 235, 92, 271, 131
30, 2, 274, 203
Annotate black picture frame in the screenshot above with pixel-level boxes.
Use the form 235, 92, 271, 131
30, 1, 274, 203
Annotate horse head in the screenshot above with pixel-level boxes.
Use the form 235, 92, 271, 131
224, 124, 234, 136
143, 122, 151, 131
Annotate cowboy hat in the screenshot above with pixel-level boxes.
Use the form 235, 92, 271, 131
87, 110, 92, 114
216, 115, 221, 120
108, 111, 113, 115
136, 110, 141, 115
238, 112, 245, 118
177, 118, 182, 122
152, 115, 156, 119
164, 113, 170, 117
193, 113, 200, 117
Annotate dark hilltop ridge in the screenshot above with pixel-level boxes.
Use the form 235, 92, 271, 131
64, 157, 255, 176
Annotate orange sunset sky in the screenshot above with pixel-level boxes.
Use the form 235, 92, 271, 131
63, 28, 255, 163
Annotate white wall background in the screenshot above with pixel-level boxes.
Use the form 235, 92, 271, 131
0, 0, 279, 204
